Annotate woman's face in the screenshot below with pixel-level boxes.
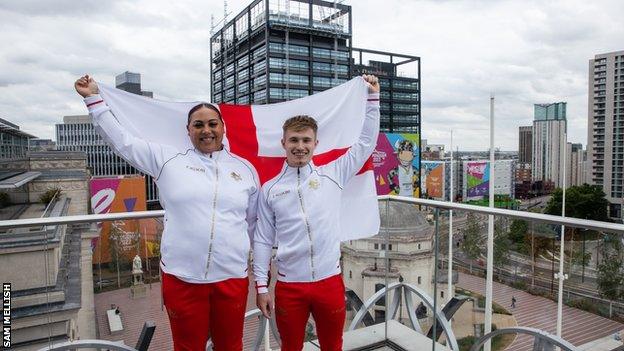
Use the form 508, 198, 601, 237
187, 107, 225, 154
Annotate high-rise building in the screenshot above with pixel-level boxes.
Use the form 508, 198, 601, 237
115, 71, 153, 97
209, 0, 421, 133
566, 143, 585, 187
210, 0, 352, 105
351, 48, 420, 133
587, 50, 624, 220
532, 102, 567, 188
518, 126, 532, 163
0, 117, 36, 159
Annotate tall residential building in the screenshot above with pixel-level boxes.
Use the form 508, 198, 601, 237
0, 117, 36, 159
518, 126, 532, 163
587, 50, 624, 220
566, 143, 585, 187
209, 0, 421, 133
532, 102, 567, 188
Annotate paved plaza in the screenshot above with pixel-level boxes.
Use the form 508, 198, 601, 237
457, 272, 624, 350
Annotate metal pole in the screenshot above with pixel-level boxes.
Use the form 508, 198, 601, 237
432, 208, 440, 351
484, 94, 495, 351
448, 130, 454, 305
582, 233, 586, 282
384, 198, 390, 341
557, 133, 568, 337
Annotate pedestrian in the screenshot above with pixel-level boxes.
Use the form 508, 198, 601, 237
511, 295, 517, 309
75, 75, 259, 351
254, 75, 380, 350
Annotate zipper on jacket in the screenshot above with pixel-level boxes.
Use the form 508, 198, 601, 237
205, 159, 220, 278
297, 167, 316, 280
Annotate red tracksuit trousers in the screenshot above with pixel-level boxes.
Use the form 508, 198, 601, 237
161, 272, 248, 351
275, 274, 346, 351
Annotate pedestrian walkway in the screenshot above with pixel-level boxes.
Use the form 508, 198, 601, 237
457, 272, 624, 350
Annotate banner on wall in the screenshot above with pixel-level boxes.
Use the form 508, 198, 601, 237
89, 176, 157, 264
372, 133, 420, 197
422, 161, 445, 199
465, 161, 489, 200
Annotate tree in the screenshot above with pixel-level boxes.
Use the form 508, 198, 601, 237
597, 253, 624, 300
545, 184, 609, 221
493, 218, 511, 280
460, 213, 485, 273
597, 234, 624, 300
509, 219, 528, 244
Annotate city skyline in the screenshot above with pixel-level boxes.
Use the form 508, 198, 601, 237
1, 0, 623, 150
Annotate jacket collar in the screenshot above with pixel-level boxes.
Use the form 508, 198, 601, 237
281, 160, 316, 178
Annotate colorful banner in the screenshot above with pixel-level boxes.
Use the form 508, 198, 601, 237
422, 161, 445, 199
89, 176, 152, 264
465, 161, 489, 200
372, 133, 420, 197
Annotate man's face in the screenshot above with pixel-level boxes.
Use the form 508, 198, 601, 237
282, 127, 318, 167
187, 107, 225, 154
398, 150, 414, 167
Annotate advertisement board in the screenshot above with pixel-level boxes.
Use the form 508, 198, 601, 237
465, 161, 489, 200
89, 176, 154, 264
422, 161, 445, 199
372, 133, 420, 197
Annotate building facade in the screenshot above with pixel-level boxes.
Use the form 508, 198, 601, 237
116, 71, 153, 98
351, 48, 420, 133
566, 143, 585, 187
518, 125, 532, 164
210, 0, 421, 133
532, 102, 567, 188
0, 117, 36, 160
587, 50, 624, 220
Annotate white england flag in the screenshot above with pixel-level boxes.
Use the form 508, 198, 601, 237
98, 76, 379, 240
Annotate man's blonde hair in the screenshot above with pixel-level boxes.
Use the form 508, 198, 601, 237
282, 115, 318, 135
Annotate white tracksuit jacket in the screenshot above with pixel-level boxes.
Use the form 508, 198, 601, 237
84, 95, 259, 283
253, 93, 380, 293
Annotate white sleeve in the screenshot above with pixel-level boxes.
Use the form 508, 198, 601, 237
325, 92, 380, 186
84, 95, 175, 178
253, 189, 276, 294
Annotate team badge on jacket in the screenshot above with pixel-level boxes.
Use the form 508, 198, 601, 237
231, 172, 242, 181
308, 179, 320, 190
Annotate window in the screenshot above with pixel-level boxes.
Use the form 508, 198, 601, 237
237, 68, 249, 81
253, 46, 266, 60
235, 14, 249, 40
225, 75, 235, 88
238, 81, 249, 94
250, 1, 265, 30
269, 42, 284, 54
288, 44, 309, 56
417, 276, 422, 284
253, 89, 266, 102
236, 55, 249, 68
226, 63, 235, 76
269, 57, 285, 69
253, 75, 266, 89
237, 95, 249, 104
253, 60, 266, 75
374, 243, 379, 250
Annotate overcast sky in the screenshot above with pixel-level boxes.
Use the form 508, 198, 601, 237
1, 0, 622, 150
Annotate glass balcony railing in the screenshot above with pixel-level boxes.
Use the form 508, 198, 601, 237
1, 196, 623, 350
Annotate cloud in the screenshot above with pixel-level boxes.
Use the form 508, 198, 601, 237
0, 0, 622, 152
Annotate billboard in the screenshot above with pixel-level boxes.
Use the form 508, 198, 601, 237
422, 161, 445, 199
89, 176, 154, 264
372, 133, 420, 197
464, 161, 489, 200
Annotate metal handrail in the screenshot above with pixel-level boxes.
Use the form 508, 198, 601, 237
2, 196, 622, 233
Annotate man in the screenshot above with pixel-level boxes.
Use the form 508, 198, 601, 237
254, 75, 380, 350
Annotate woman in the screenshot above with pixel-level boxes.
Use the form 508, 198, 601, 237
75, 75, 258, 350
